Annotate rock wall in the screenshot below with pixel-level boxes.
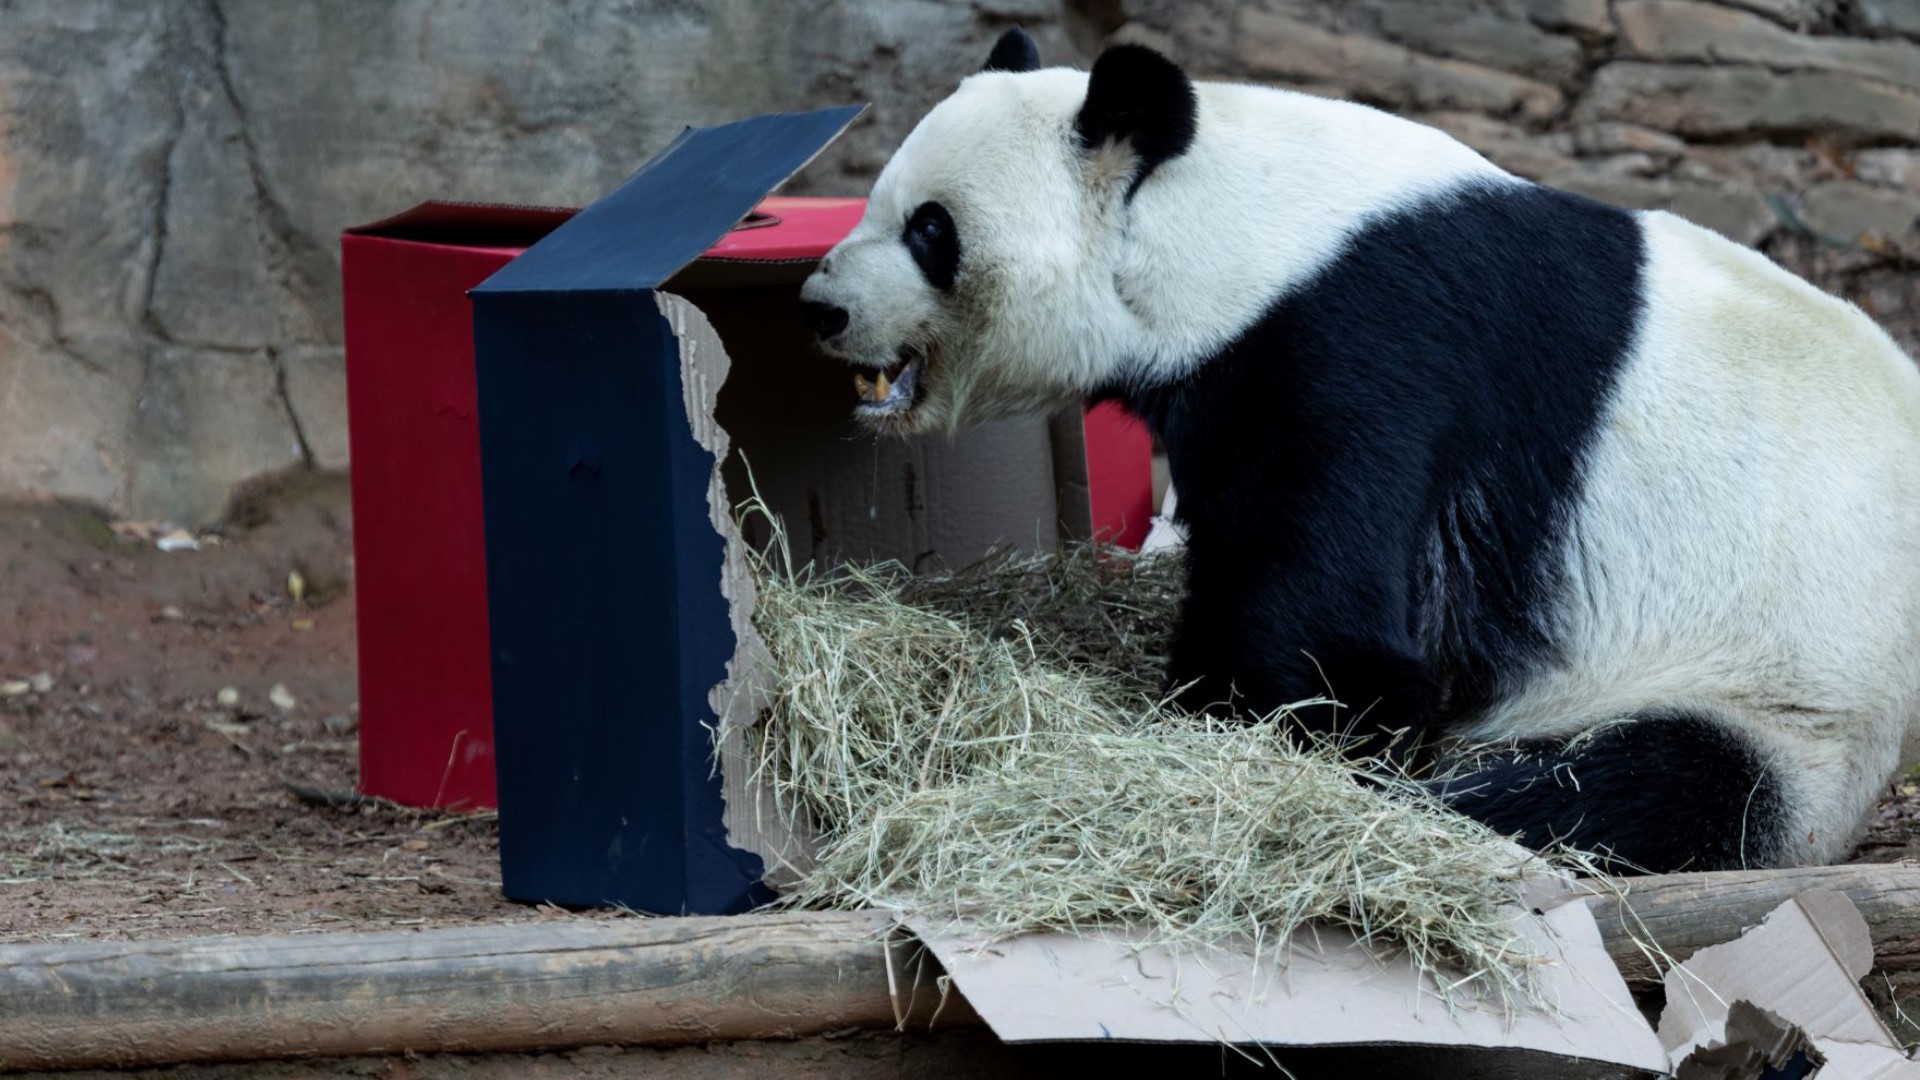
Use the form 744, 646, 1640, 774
0, 0, 1092, 524
1123, 0, 1920, 353
2, 0, 1918, 524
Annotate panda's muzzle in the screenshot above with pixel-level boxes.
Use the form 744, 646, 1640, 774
852, 345, 926, 415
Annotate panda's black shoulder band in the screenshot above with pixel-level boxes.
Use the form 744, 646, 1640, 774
1075, 44, 1198, 199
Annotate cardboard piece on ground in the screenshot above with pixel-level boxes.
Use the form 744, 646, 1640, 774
1660, 889, 1920, 1078
1669, 1000, 1821, 1080
907, 889, 1669, 1078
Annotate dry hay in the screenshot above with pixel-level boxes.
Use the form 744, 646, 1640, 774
738, 511, 1572, 1006
1, 821, 222, 877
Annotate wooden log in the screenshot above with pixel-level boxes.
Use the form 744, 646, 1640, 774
0, 910, 972, 1072
1591, 864, 1920, 986
7, 865, 1920, 1071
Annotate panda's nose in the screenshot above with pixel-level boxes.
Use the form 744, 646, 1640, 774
801, 301, 849, 341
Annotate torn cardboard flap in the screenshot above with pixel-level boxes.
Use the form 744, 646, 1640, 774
659, 290, 808, 890
1662, 888, 1920, 1078
466, 105, 1150, 915
1671, 1000, 1821, 1080
666, 279, 1100, 891
906, 885, 1668, 1076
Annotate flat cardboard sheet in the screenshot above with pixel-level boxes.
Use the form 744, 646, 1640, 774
1661, 889, 1920, 1078
907, 893, 1668, 1075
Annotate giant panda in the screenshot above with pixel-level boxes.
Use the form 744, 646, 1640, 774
797, 26, 1920, 874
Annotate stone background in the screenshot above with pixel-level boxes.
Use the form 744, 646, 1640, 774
2, 0, 1918, 524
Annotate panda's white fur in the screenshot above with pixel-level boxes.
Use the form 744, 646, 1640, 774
800, 31, 1920, 870
1471, 214, 1920, 862
811, 67, 1508, 427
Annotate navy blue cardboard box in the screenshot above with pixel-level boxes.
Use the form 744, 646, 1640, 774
469, 107, 1098, 915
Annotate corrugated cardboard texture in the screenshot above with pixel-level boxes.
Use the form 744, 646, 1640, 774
1672, 1001, 1822, 1080
666, 286, 1095, 888
908, 892, 1668, 1076
658, 291, 803, 888
1661, 889, 1920, 1077
680, 286, 1092, 570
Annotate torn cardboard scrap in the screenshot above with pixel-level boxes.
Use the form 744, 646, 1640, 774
1662, 889, 1920, 1078
907, 887, 1669, 1077
1673, 1001, 1822, 1080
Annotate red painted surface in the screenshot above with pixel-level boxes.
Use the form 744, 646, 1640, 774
1083, 399, 1156, 550
343, 233, 523, 810
343, 197, 1155, 809
704, 196, 870, 261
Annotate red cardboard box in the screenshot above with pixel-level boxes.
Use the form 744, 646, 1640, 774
341, 204, 568, 811
342, 191, 1153, 816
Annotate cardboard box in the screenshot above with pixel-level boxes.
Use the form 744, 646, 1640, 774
412, 105, 1147, 914
340, 138, 1156, 826
341, 203, 572, 812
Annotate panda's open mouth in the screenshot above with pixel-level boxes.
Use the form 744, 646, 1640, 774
852, 345, 926, 416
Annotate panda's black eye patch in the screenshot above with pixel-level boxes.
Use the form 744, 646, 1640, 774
903, 201, 960, 291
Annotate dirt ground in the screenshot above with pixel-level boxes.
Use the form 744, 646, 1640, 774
0, 474, 634, 944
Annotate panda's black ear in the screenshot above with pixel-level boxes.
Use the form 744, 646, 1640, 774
1075, 44, 1197, 196
981, 26, 1040, 74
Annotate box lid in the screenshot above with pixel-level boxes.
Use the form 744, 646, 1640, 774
341, 197, 870, 274
472, 106, 865, 296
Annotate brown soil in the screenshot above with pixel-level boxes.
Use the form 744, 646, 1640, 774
0, 475, 630, 944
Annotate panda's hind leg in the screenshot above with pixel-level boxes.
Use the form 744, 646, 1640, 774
1430, 710, 1789, 873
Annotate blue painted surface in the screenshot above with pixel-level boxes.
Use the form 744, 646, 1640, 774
474, 107, 864, 296
471, 106, 859, 913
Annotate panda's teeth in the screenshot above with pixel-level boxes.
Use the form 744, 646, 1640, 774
853, 352, 921, 413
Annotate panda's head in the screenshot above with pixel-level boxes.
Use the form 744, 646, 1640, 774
799, 28, 1198, 435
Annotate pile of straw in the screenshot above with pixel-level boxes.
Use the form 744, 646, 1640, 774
740, 520, 1558, 1003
